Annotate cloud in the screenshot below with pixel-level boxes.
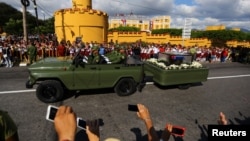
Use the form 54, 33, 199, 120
0, 0, 249, 30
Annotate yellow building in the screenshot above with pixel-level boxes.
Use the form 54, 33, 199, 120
108, 15, 171, 31
206, 25, 226, 31
151, 16, 171, 30
53, 1, 249, 48
54, 0, 109, 43
107, 31, 211, 47
231, 28, 241, 31
206, 25, 241, 32
109, 15, 151, 31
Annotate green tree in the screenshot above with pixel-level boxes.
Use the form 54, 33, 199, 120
38, 17, 55, 34
4, 18, 23, 35
151, 28, 182, 36
191, 30, 250, 47
109, 26, 140, 32
246, 33, 250, 41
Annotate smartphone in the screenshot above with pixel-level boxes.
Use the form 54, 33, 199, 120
77, 118, 86, 130
77, 118, 104, 130
170, 126, 186, 137
46, 105, 58, 122
128, 104, 139, 112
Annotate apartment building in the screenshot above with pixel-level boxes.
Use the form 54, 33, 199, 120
108, 14, 171, 31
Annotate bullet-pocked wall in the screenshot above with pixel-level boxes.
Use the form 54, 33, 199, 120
54, 0, 108, 43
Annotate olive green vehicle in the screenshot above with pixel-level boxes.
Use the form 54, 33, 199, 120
26, 51, 145, 103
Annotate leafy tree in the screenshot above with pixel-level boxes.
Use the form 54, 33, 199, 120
0, 2, 42, 34
38, 17, 55, 34
246, 33, 250, 41
4, 18, 23, 35
109, 26, 140, 32
191, 30, 250, 47
151, 28, 182, 36
0, 3, 23, 27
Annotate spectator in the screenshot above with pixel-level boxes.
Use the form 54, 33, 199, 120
57, 40, 66, 57
220, 48, 228, 63
27, 40, 37, 64
54, 105, 100, 141
189, 46, 197, 61
2, 42, 12, 68
136, 104, 172, 141
217, 112, 227, 125
0, 109, 19, 141
98, 44, 105, 56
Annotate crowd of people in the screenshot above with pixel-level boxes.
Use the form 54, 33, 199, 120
1, 104, 228, 141
1, 35, 249, 68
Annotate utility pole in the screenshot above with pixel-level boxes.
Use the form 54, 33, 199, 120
22, 5, 28, 42
21, 0, 29, 42
31, 0, 40, 40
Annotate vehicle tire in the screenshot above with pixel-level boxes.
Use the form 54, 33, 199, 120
178, 84, 191, 90
114, 78, 137, 96
36, 80, 64, 103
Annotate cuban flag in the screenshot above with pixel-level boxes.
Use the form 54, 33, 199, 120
149, 21, 153, 30
121, 19, 126, 26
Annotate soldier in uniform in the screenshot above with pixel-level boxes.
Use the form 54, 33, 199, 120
27, 40, 37, 64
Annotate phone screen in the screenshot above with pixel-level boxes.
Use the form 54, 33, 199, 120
48, 106, 58, 121
77, 118, 86, 130
172, 127, 184, 135
171, 126, 185, 137
128, 104, 139, 112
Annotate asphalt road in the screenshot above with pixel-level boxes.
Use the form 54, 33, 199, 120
0, 62, 250, 141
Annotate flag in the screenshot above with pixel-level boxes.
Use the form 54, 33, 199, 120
121, 19, 126, 26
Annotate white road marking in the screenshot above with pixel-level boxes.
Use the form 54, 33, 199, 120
0, 89, 36, 95
1, 74, 250, 95
207, 74, 250, 80
145, 74, 250, 84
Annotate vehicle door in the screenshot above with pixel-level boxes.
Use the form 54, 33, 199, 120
98, 64, 127, 88
72, 63, 99, 89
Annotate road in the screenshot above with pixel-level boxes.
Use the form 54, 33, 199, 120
0, 62, 250, 141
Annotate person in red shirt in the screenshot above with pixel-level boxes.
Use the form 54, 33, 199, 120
57, 40, 66, 57
220, 48, 228, 62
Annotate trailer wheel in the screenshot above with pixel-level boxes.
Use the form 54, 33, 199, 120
36, 80, 64, 103
178, 84, 191, 90
114, 78, 137, 96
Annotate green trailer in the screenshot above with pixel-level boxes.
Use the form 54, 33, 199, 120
144, 53, 209, 88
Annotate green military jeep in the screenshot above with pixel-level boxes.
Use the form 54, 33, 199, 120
26, 51, 145, 103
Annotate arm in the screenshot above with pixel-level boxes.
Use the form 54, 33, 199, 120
0, 110, 19, 141
160, 124, 172, 141
218, 112, 227, 125
86, 119, 100, 141
54, 106, 77, 141
137, 104, 159, 141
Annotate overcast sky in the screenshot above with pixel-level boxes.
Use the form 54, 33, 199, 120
1, 0, 250, 30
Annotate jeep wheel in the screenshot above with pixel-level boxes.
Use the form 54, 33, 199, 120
114, 78, 137, 96
36, 80, 64, 103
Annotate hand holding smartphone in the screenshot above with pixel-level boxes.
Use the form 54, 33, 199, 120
46, 105, 87, 130
168, 125, 186, 137
77, 118, 87, 130
128, 104, 139, 112
46, 105, 58, 122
